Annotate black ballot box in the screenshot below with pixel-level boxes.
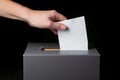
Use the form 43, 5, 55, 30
23, 43, 100, 80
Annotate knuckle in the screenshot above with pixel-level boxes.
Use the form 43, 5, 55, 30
29, 21, 35, 26
28, 21, 34, 27
51, 10, 56, 13
47, 21, 53, 28
51, 10, 57, 14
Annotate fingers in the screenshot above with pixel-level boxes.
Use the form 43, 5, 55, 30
55, 12, 67, 21
49, 10, 67, 30
50, 10, 67, 21
49, 22, 67, 35
50, 22, 67, 30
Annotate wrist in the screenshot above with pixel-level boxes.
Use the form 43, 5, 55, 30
18, 7, 32, 22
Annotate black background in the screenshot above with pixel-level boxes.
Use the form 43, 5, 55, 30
0, 0, 116, 80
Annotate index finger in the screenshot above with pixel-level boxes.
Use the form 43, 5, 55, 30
54, 11, 67, 21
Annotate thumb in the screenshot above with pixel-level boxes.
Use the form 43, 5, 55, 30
50, 22, 67, 30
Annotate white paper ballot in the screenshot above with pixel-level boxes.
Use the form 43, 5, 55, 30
58, 16, 88, 50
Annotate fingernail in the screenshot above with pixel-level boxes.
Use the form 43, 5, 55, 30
65, 27, 69, 30
63, 26, 69, 30
61, 25, 68, 30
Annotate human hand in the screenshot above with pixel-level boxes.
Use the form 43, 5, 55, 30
26, 10, 67, 34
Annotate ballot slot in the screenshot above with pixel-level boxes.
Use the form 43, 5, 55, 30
41, 47, 60, 51
41, 45, 60, 51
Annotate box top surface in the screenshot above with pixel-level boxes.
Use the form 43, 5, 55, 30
23, 43, 100, 56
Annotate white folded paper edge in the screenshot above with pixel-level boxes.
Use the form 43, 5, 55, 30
58, 16, 88, 50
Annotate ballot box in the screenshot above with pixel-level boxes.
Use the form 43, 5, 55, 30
23, 43, 100, 80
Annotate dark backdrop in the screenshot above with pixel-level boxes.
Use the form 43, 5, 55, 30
0, 0, 115, 80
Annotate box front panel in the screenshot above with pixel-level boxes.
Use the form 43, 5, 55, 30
24, 55, 99, 80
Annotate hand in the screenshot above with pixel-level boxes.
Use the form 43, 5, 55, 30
26, 10, 67, 34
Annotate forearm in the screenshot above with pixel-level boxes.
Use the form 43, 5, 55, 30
0, 0, 67, 32
0, 0, 31, 21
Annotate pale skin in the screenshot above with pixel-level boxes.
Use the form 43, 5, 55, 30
0, 0, 67, 34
